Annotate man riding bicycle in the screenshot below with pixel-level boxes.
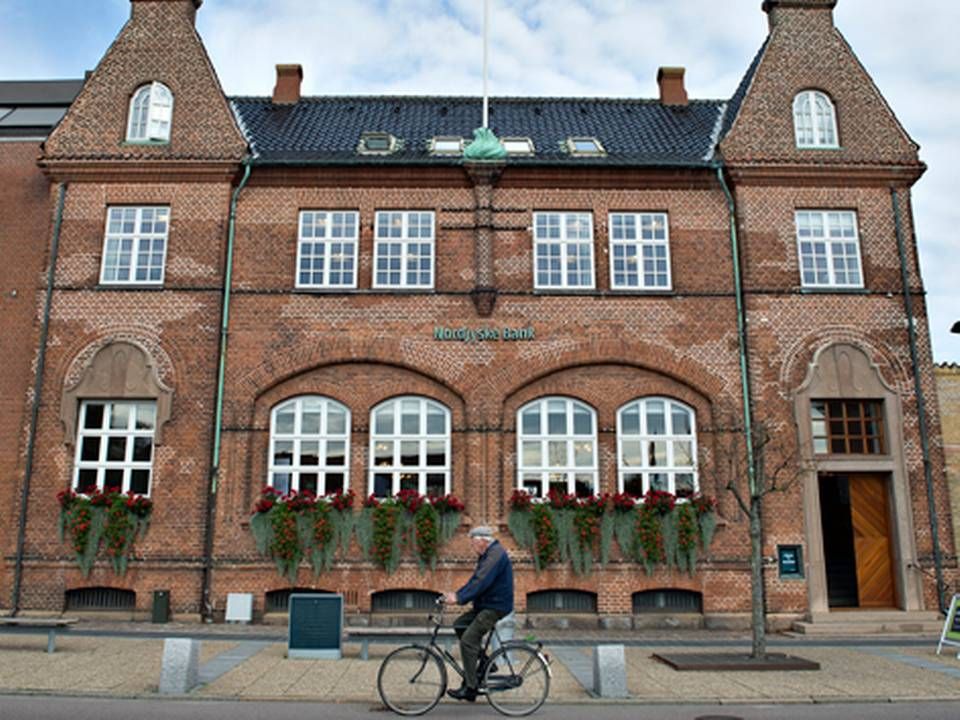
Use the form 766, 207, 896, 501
443, 525, 514, 702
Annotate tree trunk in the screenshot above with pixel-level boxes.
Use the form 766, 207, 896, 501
749, 494, 766, 658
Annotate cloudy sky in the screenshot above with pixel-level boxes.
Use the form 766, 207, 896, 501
1, 0, 957, 361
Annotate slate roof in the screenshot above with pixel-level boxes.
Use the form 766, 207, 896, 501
230, 96, 728, 167
0, 79, 84, 138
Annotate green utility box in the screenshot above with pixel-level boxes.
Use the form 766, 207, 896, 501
152, 589, 170, 623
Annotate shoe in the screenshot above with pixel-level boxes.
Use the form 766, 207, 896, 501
447, 685, 478, 702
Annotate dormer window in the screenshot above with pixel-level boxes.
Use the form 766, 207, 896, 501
793, 90, 838, 148
502, 137, 535, 156
358, 132, 397, 155
127, 82, 173, 143
430, 136, 463, 156
567, 137, 605, 156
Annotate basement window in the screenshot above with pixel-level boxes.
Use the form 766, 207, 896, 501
502, 137, 535, 155
430, 136, 463, 155
567, 137, 605, 156
527, 590, 597, 613
632, 589, 703, 614
358, 132, 397, 155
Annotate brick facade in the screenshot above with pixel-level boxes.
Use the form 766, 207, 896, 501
3, 0, 954, 624
936, 365, 960, 558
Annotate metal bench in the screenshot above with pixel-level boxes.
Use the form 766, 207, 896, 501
345, 626, 456, 661
0, 617, 78, 653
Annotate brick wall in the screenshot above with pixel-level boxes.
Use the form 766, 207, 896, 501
936, 366, 960, 558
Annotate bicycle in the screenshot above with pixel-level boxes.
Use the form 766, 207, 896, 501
377, 596, 551, 716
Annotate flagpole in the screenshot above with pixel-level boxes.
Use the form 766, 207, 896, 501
482, 0, 489, 128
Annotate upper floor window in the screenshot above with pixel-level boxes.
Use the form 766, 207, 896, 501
269, 396, 350, 495
567, 137, 605, 156
533, 212, 595, 290
74, 400, 156, 495
430, 137, 463, 156
370, 397, 450, 497
358, 132, 398, 155
517, 397, 597, 498
100, 206, 169, 285
127, 82, 173, 143
795, 210, 863, 288
811, 400, 885, 455
617, 398, 697, 498
297, 211, 359, 289
502, 137, 535, 156
793, 90, 838, 149
374, 211, 435, 289
609, 212, 671, 290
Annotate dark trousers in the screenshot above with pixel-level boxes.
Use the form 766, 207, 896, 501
453, 608, 506, 689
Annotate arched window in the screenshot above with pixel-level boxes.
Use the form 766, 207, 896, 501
269, 396, 350, 495
517, 397, 597, 497
617, 398, 697, 498
369, 397, 450, 497
793, 90, 838, 148
127, 82, 174, 142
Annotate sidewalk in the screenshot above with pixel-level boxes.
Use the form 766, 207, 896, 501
1, 622, 959, 705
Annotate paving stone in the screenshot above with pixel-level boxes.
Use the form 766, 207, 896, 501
159, 638, 200, 695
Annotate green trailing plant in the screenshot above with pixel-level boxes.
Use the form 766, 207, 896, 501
529, 503, 558, 571
57, 488, 152, 577
673, 502, 700, 575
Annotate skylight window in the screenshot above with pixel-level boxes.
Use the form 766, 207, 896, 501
567, 137, 605, 156
358, 132, 397, 155
430, 136, 463, 155
502, 137, 535, 155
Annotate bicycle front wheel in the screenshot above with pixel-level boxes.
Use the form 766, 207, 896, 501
377, 644, 448, 716
483, 643, 550, 716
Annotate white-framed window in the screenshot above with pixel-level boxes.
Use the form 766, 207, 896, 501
609, 212, 671, 289
793, 90, 838, 149
297, 211, 359, 288
100, 206, 169, 285
430, 136, 464, 155
567, 137, 605, 156
617, 398, 697, 498
358, 132, 397, 155
502, 137, 535, 156
373, 211, 435, 288
517, 397, 597, 498
795, 210, 863, 288
127, 82, 173, 143
533, 212, 595, 289
269, 396, 350, 496
73, 400, 156, 495
369, 397, 450, 497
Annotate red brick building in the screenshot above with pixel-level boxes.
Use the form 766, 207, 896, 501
4, 0, 955, 627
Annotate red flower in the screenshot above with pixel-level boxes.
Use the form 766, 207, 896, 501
509, 490, 533, 511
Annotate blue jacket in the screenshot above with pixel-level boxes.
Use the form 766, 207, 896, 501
456, 540, 514, 614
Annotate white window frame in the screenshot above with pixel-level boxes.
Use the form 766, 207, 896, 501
502, 137, 535, 156
533, 212, 595, 290
608, 212, 672, 290
793, 90, 838, 149
358, 132, 397, 155
516, 397, 598, 498
100, 206, 170, 285
373, 211, 436, 289
127, 82, 174, 143
430, 136, 464, 156
73, 400, 157, 496
567, 137, 606, 156
296, 210, 359, 289
617, 397, 698, 498
268, 396, 351, 496
795, 210, 863, 289
369, 397, 450, 497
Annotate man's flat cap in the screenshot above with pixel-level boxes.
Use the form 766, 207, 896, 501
468, 526, 495, 539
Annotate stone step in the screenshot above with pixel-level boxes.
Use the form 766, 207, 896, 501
792, 611, 943, 635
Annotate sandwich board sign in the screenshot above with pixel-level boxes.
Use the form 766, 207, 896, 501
288, 593, 343, 659
936, 594, 960, 658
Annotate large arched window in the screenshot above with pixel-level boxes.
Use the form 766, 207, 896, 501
127, 82, 174, 142
617, 398, 697, 498
517, 397, 597, 497
369, 397, 450, 497
269, 396, 350, 495
793, 90, 838, 149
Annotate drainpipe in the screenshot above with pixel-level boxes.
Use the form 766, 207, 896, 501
200, 160, 252, 621
891, 187, 946, 614
11, 183, 67, 615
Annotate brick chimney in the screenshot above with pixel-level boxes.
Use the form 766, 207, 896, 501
131, 0, 203, 26
657, 67, 688, 107
762, 0, 837, 31
273, 65, 303, 105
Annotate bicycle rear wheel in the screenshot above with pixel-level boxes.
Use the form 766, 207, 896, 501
377, 644, 447, 716
483, 643, 550, 716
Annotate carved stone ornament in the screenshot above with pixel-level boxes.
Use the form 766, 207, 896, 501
61, 341, 173, 445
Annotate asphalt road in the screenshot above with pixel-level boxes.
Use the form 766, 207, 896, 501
2, 696, 960, 720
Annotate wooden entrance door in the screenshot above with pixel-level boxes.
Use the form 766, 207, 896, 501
848, 474, 896, 608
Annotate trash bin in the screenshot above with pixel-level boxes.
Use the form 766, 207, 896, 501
152, 589, 170, 623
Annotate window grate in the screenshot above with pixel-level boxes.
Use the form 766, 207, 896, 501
265, 588, 333, 613
632, 589, 702, 614
527, 590, 597, 613
65, 587, 136, 611
371, 590, 438, 613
